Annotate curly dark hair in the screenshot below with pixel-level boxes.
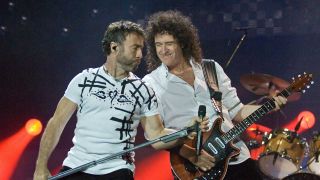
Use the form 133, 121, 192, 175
101, 20, 144, 56
145, 10, 202, 72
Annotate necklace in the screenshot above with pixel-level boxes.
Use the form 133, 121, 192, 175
102, 65, 109, 74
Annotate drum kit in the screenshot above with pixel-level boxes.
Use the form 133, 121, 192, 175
240, 73, 320, 180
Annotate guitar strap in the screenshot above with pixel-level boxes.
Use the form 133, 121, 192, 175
201, 59, 224, 121
202, 59, 243, 162
202, 60, 243, 151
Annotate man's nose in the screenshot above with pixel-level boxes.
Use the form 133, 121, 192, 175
160, 45, 168, 54
136, 48, 143, 59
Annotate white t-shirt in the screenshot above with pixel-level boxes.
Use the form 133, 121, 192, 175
143, 60, 250, 165
63, 66, 158, 174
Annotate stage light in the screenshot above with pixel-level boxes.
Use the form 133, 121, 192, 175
283, 110, 316, 133
0, 118, 41, 180
297, 111, 315, 129
25, 118, 43, 136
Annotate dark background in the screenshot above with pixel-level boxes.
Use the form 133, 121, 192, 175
0, 0, 319, 179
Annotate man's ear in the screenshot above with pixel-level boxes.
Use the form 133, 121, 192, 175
110, 42, 118, 52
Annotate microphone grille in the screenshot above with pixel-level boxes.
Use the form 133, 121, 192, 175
198, 105, 206, 117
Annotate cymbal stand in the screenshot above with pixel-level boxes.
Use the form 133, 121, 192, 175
225, 30, 247, 68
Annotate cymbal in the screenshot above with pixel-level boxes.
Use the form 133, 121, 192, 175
240, 73, 301, 102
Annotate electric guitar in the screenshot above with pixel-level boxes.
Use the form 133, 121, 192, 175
170, 73, 313, 180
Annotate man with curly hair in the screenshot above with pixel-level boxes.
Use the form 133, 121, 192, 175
33, 20, 209, 180
143, 10, 286, 179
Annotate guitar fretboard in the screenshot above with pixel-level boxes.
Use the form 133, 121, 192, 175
221, 87, 292, 143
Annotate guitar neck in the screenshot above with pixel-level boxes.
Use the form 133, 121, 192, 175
221, 87, 292, 143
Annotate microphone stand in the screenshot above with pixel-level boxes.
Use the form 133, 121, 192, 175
49, 126, 195, 180
225, 30, 247, 68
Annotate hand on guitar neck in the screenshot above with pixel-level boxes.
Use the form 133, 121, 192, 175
272, 95, 287, 110
234, 95, 288, 125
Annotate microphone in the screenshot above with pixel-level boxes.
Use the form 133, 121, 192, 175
196, 105, 206, 157
198, 105, 206, 118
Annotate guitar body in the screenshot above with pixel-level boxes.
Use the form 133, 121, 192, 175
170, 118, 240, 180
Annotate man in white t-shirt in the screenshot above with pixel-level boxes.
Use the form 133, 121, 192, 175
33, 20, 209, 180
143, 10, 287, 179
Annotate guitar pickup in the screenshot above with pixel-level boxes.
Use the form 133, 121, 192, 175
215, 137, 225, 148
207, 143, 218, 155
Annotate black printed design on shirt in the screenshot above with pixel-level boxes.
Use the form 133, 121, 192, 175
77, 68, 157, 149
78, 68, 115, 112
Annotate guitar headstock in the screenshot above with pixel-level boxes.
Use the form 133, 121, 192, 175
290, 72, 313, 93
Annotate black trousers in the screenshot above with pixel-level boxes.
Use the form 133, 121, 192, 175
224, 158, 262, 180
58, 166, 134, 180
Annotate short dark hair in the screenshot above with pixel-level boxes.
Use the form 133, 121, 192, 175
145, 10, 202, 72
101, 20, 144, 56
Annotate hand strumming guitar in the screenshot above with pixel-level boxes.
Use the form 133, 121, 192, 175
178, 144, 216, 172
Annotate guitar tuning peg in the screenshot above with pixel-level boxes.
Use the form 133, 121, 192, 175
298, 74, 301, 78
303, 72, 306, 75
292, 77, 295, 80
307, 85, 310, 89
311, 81, 314, 84
302, 90, 306, 93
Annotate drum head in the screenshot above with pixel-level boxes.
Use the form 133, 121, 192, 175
258, 154, 298, 179
282, 172, 320, 180
309, 160, 320, 175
